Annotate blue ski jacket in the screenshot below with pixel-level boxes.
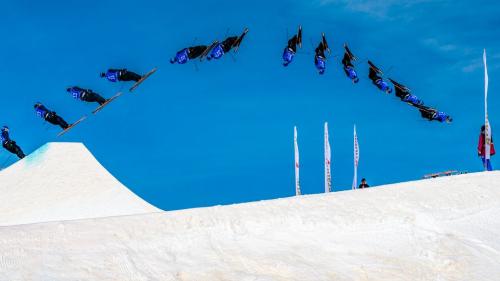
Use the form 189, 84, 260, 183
376, 79, 390, 92
434, 111, 449, 122
210, 44, 225, 60
35, 105, 50, 119
283, 48, 295, 66
403, 94, 422, 105
0, 129, 9, 143
105, 69, 121, 82
175, 48, 190, 64
68, 87, 85, 100
345, 66, 358, 80
315, 56, 326, 73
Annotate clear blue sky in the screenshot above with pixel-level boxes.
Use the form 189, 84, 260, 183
1, 0, 499, 210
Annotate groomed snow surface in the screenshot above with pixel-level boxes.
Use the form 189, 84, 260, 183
0, 143, 499, 280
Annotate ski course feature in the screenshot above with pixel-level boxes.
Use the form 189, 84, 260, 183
0, 142, 159, 226
0, 164, 499, 280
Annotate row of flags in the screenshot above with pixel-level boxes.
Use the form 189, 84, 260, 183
293, 123, 360, 196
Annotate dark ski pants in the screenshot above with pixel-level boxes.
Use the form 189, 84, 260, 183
189, 46, 208, 59
119, 71, 142, 82
368, 68, 380, 82
315, 42, 326, 58
82, 91, 107, 105
342, 53, 353, 68
287, 35, 298, 53
3, 141, 25, 159
46, 113, 69, 130
222, 37, 238, 52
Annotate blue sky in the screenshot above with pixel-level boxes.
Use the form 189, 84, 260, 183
1, 0, 499, 210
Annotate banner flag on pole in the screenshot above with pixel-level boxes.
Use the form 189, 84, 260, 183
324, 122, 332, 193
352, 125, 359, 190
484, 49, 492, 166
294, 126, 301, 195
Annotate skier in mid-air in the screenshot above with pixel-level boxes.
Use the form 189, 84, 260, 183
282, 26, 302, 67
100, 69, 142, 83
34, 102, 70, 130
389, 78, 423, 106
314, 35, 329, 75
417, 105, 452, 123
170, 45, 210, 64
67, 86, 108, 106
478, 124, 495, 171
208, 28, 248, 61
341, 44, 359, 83
368, 61, 392, 94
0, 126, 25, 159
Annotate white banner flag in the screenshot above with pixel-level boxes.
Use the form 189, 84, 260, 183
294, 126, 301, 195
324, 122, 331, 193
484, 49, 492, 163
352, 125, 359, 190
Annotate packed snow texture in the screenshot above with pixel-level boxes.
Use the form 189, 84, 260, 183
0, 143, 499, 280
0, 142, 159, 226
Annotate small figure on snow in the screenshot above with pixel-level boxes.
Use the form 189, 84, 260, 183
208, 28, 248, 61
100, 69, 142, 83
342, 44, 359, 83
34, 102, 70, 130
0, 126, 25, 159
478, 125, 495, 171
417, 105, 452, 123
283, 26, 302, 67
170, 45, 210, 64
67, 86, 108, 106
358, 178, 370, 189
368, 61, 392, 94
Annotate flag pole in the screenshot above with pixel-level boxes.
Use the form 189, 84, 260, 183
324, 122, 332, 193
352, 125, 359, 190
294, 126, 301, 195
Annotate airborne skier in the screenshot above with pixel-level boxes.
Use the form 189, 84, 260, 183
34, 102, 70, 130
282, 26, 302, 67
67, 86, 108, 106
417, 105, 452, 123
0, 126, 25, 159
208, 28, 248, 61
478, 125, 495, 171
388, 79, 423, 106
368, 61, 392, 94
100, 68, 142, 83
341, 44, 359, 83
314, 34, 329, 75
170, 45, 210, 64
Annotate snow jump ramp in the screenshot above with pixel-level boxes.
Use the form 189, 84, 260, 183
0, 142, 159, 226
0, 142, 499, 280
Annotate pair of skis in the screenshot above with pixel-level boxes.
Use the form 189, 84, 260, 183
58, 67, 158, 137
199, 28, 249, 61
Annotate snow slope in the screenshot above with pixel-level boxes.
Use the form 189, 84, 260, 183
0, 146, 499, 281
0, 142, 159, 226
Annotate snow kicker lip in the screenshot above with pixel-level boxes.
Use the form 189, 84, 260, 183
0, 142, 159, 226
